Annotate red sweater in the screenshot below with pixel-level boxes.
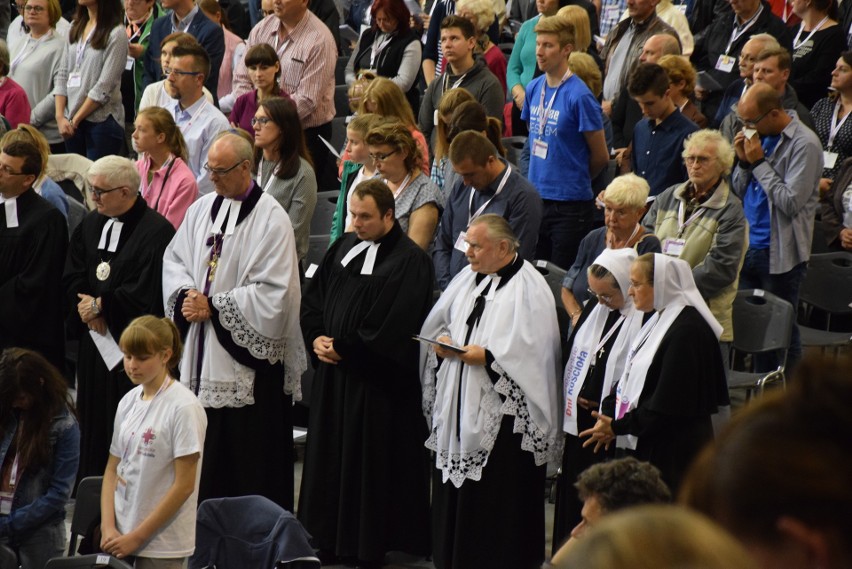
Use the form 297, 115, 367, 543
0, 78, 32, 128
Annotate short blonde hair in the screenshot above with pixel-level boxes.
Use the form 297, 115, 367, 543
456, 0, 494, 34
568, 52, 601, 97
534, 14, 575, 49
658, 54, 697, 96
604, 174, 650, 210
682, 129, 735, 176
556, 5, 590, 52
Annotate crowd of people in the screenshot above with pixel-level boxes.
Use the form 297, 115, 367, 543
0, 0, 850, 566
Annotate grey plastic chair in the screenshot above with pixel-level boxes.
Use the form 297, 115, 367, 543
310, 191, 338, 236
798, 252, 852, 353
306, 234, 331, 273
729, 289, 794, 394
533, 259, 567, 309
67, 477, 102, 556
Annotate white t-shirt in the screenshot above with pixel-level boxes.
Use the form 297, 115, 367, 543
110, 380, 207, 558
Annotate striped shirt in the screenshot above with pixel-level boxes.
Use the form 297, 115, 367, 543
232, 12, 336, 128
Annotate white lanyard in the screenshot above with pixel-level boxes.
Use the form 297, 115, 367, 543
677, 199, 707, 236
119, 377, 171, 467
10, 31, 51, 74
607, 223, 640, 248
725, 5, 763, 54
8, 453, 19, 488
74, 26, 96, 70
537, 69, 572, 135
259, 159, 278, 194
792, 15, 829, 50
828, 99, 850, 149
589, 315, 626, 367
467, 165, 512, 224
387, 173, 412, 199
442, 69, 470, 95
176, 98, 208, 133
370, 33, 393, 67
273, 31, 291, 59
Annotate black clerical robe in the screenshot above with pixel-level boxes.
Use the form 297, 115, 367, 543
63, 197, 174, 480
0, 189, 67, 370
299, 222, 434, 564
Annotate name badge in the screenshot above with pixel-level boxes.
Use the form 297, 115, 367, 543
116, 475, 128, 502
662, 237, 686, 257
823, 151, 839, 169
68, 72, 82, 88
0, 491, 13, 515
715, 54, 736, 73
533, 139, 548, 159
454, 231, 469, 253
125, 56, 135, 70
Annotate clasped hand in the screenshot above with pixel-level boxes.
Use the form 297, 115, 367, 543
313, 335, 342, 365
181, 289, 211, 322
77, 293, 106, 334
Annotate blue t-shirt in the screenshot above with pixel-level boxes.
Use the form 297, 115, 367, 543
522, 74, 603, 202
743, 134, 782, 249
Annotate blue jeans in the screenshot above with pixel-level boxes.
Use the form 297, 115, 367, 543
738, 247, 807, 371
537, 199, 595, 271
65, 116, 125, 161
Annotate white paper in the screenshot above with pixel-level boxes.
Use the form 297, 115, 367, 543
318, 135, 342, 160
89, 329, 124, 371
293, 427, 308, 442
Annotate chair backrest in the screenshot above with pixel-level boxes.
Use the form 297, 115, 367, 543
799, 252, 852, 315
306, 234, 331, 271
311, 191, 339, 236
533, 259, 567, 308
335, 55, 349, 84
335, 85, 351, 118
0, 544, 17, 569
68, 476, 103, 556
731, 289, 794, 356
45, 554, 132, 568
502, 136, 526, 167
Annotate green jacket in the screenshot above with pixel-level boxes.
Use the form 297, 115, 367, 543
129, 4, 164, 113
643, 179, 749, 342
330, 160, 364, 245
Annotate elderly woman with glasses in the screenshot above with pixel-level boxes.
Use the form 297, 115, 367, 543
552, 247, 647, 552
365, 121, 443, 250
63, 155, 175, 483
252, 96, 317, 263
561, 174, 661, 327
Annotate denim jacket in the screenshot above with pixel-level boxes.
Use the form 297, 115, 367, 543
0, 406, 80, 544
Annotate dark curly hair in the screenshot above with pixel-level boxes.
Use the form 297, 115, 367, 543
575, 457, 671, 513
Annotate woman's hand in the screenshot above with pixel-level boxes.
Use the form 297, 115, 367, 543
512, 85, 526, 110
579, 411, 615, 453
58, 116, 76, 139
99, 525, 121, 552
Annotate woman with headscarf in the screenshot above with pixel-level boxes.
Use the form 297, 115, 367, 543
552, 247, 646, 552
580, 253, 730, 493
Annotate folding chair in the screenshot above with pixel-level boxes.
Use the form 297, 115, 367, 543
728, 289, 794, 395
306, 234, 331, 274
533, 259, 567, 308
0, 544, 16, 569
310, 191, 338, 236
68, 477, 103, 556
45, 555, 132, 568
798, 252, 852, 354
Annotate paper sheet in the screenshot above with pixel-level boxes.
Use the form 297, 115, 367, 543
89, 329, 124, 371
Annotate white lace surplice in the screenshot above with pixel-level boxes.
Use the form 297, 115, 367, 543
162, 191, 307, 408
419, 261, 563, 488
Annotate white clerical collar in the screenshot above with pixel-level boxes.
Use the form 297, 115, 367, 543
1, 195, 19, 228
340, 239, 380, 275
211, 198, 242, 235
98, 218, 124, 252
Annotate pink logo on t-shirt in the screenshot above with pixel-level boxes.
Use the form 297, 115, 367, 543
141, 427, 157, 445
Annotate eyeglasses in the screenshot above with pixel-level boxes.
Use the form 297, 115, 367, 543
167, 68, 201, 77
736, 110, 771, 128
91, 185, 126, 198
23, 5, 46, 12
628, 280, 651, 289
204, 160, 246, 176
587, 287, 613, 304
369, 150, 398, 162
251, 116, 273, 127
684, 155, 713, 166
